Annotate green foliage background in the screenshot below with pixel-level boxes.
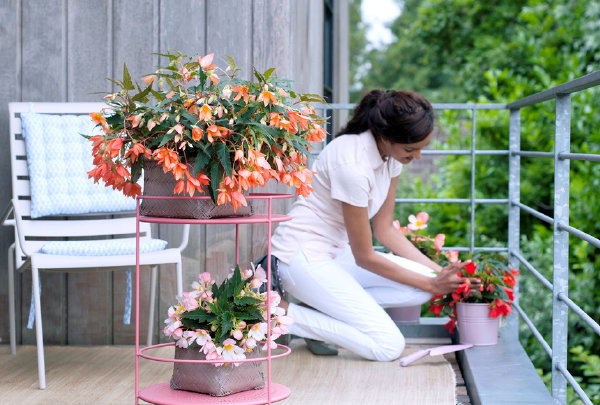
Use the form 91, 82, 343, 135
351, 0, 600, 403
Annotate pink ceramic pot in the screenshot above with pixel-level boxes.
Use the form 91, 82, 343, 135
456, 302, 499, 345
386, 305, 422, 323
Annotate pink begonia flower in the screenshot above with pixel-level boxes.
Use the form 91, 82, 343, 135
434, 234, 446, 251
233, 329, 244, 340
248, 322, 268, 341
176, 337, 189, 348
250, 265, 267, 289
241, 269, 253, 280
407, 212, 429, 230
191, 329, 212, 347
179, 292, 199, 311
446, 250, 459, 263
205, 348, 224, 367
199, 272, 212, 285
202, 340, 216, 355
244, 338, 257, 350
219, 339, 246, 366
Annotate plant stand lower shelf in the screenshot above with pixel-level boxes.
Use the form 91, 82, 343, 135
134, 194, 294, 405
139, 382, 291, 405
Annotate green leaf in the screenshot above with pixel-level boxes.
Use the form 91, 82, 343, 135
233, 309, 264, 322
263, 67, 276, 81
253, 67, 265, 84
158, 133, 173, 147
233, 296, 263, 306
208, 161, 221, 202
216, 142, 232, 177
131, 161, 143, 184
132, 82, 153, 103
183, 308, 214, 323
192, 149, 211, 176
122, 64, 135, 91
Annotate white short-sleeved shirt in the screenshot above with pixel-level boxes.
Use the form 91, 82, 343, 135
271, 130, 403, 263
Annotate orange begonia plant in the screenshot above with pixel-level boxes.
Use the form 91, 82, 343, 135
87, 51, 328, 209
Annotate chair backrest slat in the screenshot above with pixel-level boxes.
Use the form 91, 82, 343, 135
8, 102, 152, 264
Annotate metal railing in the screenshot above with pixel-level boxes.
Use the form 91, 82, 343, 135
317, 70, 600, 404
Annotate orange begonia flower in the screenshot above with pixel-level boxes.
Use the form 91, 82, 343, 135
257, 90, 277, 106
198, 104, 213, 121
108, 138, 124, 158
199, 53, 215, 70
191, 127, 204, 142
232, 85, 249, 103
89, 112, 110, 133
287, 111, 311, 131
206, 125, 229, 143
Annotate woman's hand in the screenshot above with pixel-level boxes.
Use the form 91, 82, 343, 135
429, 261, 481, 295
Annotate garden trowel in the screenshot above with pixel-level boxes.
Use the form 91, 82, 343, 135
399, 343, 473, 366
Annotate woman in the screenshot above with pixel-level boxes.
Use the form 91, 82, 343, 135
270, 89, 476, 361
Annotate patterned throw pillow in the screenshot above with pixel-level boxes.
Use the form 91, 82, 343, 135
21, 112, 136, 218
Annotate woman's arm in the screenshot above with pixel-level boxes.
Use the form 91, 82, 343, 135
371, 176, 443, 272
342, 199, 465, 295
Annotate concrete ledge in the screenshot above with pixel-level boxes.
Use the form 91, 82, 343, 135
396, 317, 452, 339
457, 327, 553, 405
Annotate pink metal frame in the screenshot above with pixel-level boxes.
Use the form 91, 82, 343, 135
134, 194, 294, 405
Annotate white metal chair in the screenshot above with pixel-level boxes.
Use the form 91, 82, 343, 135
4, 102, 188, 389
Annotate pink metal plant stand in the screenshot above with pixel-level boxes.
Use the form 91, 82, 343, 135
134, 194, 294, 404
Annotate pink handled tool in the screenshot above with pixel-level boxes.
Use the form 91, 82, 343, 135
399, 343, 473, 367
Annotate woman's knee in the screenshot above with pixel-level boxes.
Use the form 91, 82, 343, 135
368, 324, 406, 362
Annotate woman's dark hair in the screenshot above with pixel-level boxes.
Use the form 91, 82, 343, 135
337, 89, 434, 144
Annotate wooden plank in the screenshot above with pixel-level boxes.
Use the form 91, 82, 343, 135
112, 266, 152, 345
252, 0, 292, 75
66, 271, 112, 344
0, 0, 20, 346
67, 0, 112, 101
206, 0, 252, 78
112, 0, 156, 91
20, 0, 68, 344
155, 0, 207, 336
159, 0, 206, 57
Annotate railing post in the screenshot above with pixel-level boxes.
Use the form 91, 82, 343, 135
552, 94, 571, 404
507, 108, 521, 340
470, 108, 476, 253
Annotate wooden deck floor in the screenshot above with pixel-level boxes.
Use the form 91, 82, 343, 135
1, 338, 469, 405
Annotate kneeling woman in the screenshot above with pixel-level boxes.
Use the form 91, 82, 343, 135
270, 89, 475, 361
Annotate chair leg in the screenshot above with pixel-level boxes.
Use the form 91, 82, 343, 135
31, 265, 46, 389
8, 243, 16, 355
176, 259, 183, 296
147, 266, 158, 347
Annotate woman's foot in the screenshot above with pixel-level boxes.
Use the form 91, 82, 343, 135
304, 338, 339, 356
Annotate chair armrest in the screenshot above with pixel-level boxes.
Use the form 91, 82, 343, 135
176, 224, 191, 251
1, 201, 15, 227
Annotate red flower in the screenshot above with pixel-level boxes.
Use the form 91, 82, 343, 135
464, 262, 477, 275
502, 286, 514, 301
455, 281, 471, 297
429, 304, 444, 317
489, 299, 513, 318
444, 319, 457, 334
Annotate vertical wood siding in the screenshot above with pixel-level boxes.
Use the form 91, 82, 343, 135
0, 0, 348, 345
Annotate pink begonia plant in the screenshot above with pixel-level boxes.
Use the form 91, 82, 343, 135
393, 212, 459, 264
163, 264, 292, 366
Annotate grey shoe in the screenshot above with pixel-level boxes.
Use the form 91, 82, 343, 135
256, 255, 284, 296
304, 338, 339, 356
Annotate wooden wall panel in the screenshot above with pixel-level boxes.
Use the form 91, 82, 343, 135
67, 0, 112, 101
64, 0, 113, 345
0, 0, 339, 346
155, 0, 208, 339
206, 0, 253, 79
112, 0, 157, 91
0, 0, 21, 347
20, 0, 68, 345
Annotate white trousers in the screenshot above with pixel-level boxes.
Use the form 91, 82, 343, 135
279, 245, 435, 361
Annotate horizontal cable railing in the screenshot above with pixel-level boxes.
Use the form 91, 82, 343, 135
511, 251, 554, 290
512, 303, 553, 357
557, 293, 600, 336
